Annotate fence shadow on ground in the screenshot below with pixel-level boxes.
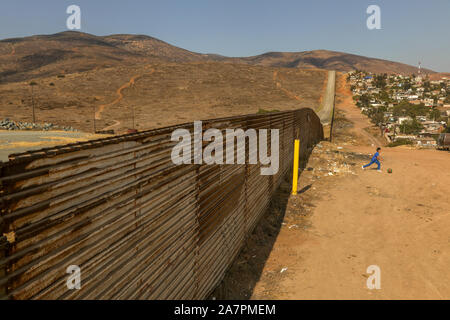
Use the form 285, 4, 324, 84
210, 148, 315, 300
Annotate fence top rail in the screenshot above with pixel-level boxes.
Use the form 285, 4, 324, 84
0, 108, 316, 169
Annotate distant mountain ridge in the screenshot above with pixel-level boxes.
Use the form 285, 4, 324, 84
0, 31, 435, 84
233, 50, 435, 75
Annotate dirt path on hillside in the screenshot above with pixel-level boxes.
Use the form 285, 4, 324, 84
334, 75, 384, 147
95, 66, 155, 130
102, 120, 121, 132
273, 70, 302, 101
215, 73, 450, 300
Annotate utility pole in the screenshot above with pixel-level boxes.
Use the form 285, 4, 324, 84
132, 105, 135, 130
93, 105, 97, 133
131, 82, 137, 130
32, 86, 35, 123
29, 81, 37, 123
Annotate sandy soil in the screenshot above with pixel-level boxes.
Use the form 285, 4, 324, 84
213, 73, 450, 300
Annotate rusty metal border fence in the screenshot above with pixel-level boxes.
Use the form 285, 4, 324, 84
0, 108, 323, 300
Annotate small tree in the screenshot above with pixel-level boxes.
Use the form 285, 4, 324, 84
400, 119, 424, 135
445, 95, 450, 104
371, 111, 385, 126
429, 108, 441, 121
359, 94, 371, 108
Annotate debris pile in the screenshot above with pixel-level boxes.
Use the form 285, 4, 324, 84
0, 118, 77, 132
308, 142, 367, 178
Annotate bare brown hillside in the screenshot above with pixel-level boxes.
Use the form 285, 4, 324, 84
0, 31, 435, 86
0, 62, 327, 133
428, 72, 450, 80
0, 31, 222, 84
102, 34, 225, 62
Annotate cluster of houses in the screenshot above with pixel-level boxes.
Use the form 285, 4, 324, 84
348, 71, 450, 147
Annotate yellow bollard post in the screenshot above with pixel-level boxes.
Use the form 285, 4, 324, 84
291, 139, 300, 195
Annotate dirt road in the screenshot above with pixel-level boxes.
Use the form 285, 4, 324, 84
333, 74, 383, 147
316, 71, 336, 126
217, 73, 449, 300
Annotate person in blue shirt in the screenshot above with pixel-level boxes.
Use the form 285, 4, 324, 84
362, 147, 382, 172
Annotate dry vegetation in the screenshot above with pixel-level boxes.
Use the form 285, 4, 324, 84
0, 61, 326, 133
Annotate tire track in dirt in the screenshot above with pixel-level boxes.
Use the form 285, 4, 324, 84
95, 66, 155, 131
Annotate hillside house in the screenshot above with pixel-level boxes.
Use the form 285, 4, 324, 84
397, 116, 412, 124
416, 116, 427, 122
416, 137, 437, 147
422, 121, 442, 134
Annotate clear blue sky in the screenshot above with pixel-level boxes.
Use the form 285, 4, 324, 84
1, 0, 449, 71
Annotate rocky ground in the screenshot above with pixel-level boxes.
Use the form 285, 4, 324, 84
0, 118, 77, 131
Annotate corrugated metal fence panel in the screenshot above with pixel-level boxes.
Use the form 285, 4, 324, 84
196, 115, 248, 298
0, 108, 323, 300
